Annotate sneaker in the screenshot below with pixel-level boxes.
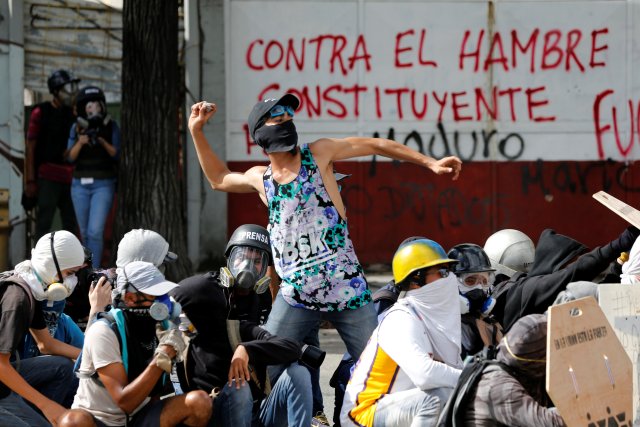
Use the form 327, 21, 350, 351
311, 411, 331, 426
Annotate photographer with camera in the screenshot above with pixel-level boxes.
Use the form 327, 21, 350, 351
171, 224, 321, 427
65, 86, 121, 268
60, 261, 212, 427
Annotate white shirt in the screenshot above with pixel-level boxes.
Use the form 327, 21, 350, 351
340, 275, 463, 427
72, 321, 149, 426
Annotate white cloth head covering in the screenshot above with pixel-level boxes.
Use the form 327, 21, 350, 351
14, 231, 84, 300
397, 273, 463, 368
116, 229, 175, 267
621, 236, 640, 284
29, 231, 84, 283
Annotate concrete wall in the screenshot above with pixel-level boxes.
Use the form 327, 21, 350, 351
185, 0, 229, 269
0, 0, 26, 267
218, 0, 640, 263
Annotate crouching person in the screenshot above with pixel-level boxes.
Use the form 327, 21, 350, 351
341, 239, 463, 427
171, 224, 318, 427
0, 231, 85, 426
59, 261, 211, 427
459, 313, 565, 426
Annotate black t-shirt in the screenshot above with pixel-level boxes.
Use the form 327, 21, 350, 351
0, 283, 45, 398
0, 283, 45, 354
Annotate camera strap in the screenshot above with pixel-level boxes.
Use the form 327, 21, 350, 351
225, 319, 271, 396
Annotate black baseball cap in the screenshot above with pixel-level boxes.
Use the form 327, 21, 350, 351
247, 93, 300, 141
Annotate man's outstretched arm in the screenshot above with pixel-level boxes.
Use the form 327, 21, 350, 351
188, 101, 263, 193
315, 136, 462, 180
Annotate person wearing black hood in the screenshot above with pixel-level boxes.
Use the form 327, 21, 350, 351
171, 224, 320, 427
490, 226, 639, 332
460, 313, 565, 426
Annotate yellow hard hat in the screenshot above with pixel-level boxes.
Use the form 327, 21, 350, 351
392, 239, 457, 284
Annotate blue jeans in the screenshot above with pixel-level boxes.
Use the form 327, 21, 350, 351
258, 363, 312, 427
0, 356, 77, 427
212, 380, 254, 427
265, 292, 377, 414
71, 178, 115, 268
212, 364, 312, 427
302, 327, 323, 413
266, 292, 377, 364
372, 388, 451, 427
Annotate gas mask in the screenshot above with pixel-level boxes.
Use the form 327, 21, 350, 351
46, 275, 78, 302
149, 294, 182, 322
84, 101, 109, 128
46, 232, 79, 302
457, 272, 495, 316
219, 246, 270, 294
178, 313, 197, 337
253, 120, 298, 153
56, 82, 78, 107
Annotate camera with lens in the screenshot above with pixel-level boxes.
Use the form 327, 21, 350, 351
298, 344, 326, 370
87, 268, 117, 288
76, 117, 102, 146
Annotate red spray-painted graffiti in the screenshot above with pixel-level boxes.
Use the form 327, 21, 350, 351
593, 89, 640, 159
256, 83, 555, 122
241, 26, 622, 159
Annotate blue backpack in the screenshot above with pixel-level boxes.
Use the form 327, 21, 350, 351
74, 308, 129, 383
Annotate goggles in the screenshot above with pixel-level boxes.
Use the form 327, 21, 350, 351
425, 266, 452, 280
458, 271, 496, 288
269, 104, 295, 118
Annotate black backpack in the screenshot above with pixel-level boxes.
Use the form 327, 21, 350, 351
437, 348, 514, 427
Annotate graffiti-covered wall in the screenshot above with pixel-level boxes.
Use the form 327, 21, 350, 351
222, 0, 640, 263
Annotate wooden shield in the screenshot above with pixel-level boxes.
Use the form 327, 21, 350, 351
599, 284, 640, 425
547, 297, 632, 427
592, 191, 640, 230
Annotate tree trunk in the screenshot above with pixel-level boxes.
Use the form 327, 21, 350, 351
117, 0, 191, 280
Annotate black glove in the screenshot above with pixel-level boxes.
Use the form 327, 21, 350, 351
603, 226, 640, 258
21, 192, 37, 210
615, 226, 640, 252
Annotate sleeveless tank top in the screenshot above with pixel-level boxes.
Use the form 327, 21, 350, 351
263, 144, 371, 311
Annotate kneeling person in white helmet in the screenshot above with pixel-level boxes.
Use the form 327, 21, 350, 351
340, 239, 463, 427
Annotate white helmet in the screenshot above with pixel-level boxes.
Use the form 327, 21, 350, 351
483, 229, 535, 277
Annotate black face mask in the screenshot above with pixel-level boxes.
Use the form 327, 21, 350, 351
464, 288, 488, 313
254, 120, 298, 153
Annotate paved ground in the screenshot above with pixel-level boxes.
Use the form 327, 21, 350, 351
318, 272, 392, 424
